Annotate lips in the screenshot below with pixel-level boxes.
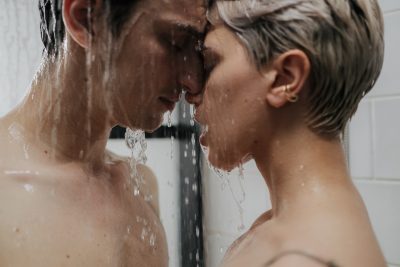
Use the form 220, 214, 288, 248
159, 96, 178, 111
199, 131, 208, 147
199, 125, 209, 147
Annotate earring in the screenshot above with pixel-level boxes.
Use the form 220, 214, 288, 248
283, 85, 299, 103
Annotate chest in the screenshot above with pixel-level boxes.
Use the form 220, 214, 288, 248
0, 179, 168, 267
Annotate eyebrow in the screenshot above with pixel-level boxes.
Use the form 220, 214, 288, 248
202, 45, 221, 60
170, 21, 205, 40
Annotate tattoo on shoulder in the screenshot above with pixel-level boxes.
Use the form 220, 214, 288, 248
263, 250, 339, 267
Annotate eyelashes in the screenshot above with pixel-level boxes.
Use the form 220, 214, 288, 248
202, 49, 220, 82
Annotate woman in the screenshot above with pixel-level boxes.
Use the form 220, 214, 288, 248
195, 0, 386, 266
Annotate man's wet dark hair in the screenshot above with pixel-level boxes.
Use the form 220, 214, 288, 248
39, 0, 137, 57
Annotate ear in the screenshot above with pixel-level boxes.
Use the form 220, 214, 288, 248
264, 50, 310, 108
63, 0, 100, 48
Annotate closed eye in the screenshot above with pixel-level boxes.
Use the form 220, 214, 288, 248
202, 48, 220, 82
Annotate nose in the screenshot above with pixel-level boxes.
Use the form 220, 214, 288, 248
181, 73, 203, 107
179, 50, 205, 107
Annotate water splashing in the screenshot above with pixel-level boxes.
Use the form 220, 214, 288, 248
191, 133, 197, 165
190, 104, 195, 126
125, 128, 147, 196
167, 111, 172, 128
170, 134, 175, 159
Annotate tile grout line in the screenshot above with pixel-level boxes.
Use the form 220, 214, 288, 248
367, 94, 400, 101
384, 8, 400, 16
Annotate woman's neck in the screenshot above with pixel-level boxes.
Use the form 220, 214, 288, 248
254, 127, 352, 218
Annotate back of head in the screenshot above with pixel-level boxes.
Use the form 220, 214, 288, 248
38, 0, 138, 58
212, 0, 384, 137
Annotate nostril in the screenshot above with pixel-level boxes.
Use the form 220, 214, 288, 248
185, 91, 203, 107
180, 73, 202, 95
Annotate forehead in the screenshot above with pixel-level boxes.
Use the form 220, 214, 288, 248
146, 0, 207, 30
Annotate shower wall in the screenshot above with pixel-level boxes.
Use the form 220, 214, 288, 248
0, 1, 42, 117
348, 0, 400, 266
202, 0, 400, 266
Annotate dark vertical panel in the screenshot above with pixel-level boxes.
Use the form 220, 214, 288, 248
179, 101, 204, 267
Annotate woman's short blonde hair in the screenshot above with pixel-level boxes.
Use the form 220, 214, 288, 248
211, 0, 384, 137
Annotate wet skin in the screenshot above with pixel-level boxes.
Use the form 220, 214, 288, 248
0, 0, 207, 266
195, 25, 386, 267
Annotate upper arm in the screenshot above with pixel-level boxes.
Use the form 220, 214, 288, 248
105, 150, 161, 216
137, 164, 160, 217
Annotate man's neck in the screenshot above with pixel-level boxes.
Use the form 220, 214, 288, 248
5, 53, 112, 171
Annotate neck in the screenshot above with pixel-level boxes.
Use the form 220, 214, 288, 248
254, 126, 352, 218
5, 48, 112, 170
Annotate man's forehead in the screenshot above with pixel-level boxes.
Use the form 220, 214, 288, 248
160, 0, 207, 16
158, 0, 208, 32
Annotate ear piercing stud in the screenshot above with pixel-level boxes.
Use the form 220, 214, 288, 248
283, 85, 299, 103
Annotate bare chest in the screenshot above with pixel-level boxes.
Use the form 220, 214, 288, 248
0, 178, 168, 267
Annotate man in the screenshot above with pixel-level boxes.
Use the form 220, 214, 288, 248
0, 0, 206, 266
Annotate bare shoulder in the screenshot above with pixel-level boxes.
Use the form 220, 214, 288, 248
262, 252, 336, 267
105, 150, 160, 216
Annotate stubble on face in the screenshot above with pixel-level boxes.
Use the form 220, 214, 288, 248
107, 0, 208, 131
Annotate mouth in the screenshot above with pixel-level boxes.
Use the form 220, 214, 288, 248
199, 125, 209, 147
159, 96, 178, 111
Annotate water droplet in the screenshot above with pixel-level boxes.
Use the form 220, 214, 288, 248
167, 111, 172, 128
170, 135, 175, 159
190, 105, 195, 126
150, 233, 156, 247
133, 186, 140, 196
192, 183, 198, 193
24, 184, 34, 193
144, 194, 153, 202
141, 228, 148, 241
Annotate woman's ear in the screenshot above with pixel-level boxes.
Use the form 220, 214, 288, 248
63, 0, 100, 48
265, 49, 310, 108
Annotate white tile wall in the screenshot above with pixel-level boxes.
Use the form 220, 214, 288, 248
373, 99, 400, 179
204, 234, 236, 267
349, 100, 374, 179
379, 0, 400, 13
370, 11, 400, 97
0, 1, 42, 117
355, 180, 400, 265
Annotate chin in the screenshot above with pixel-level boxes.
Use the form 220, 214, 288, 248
134, 114, 164, 133
207, 149, 242, 172
143, 121, 164, 133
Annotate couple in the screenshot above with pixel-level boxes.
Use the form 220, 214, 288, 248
0, 0, 386, 266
